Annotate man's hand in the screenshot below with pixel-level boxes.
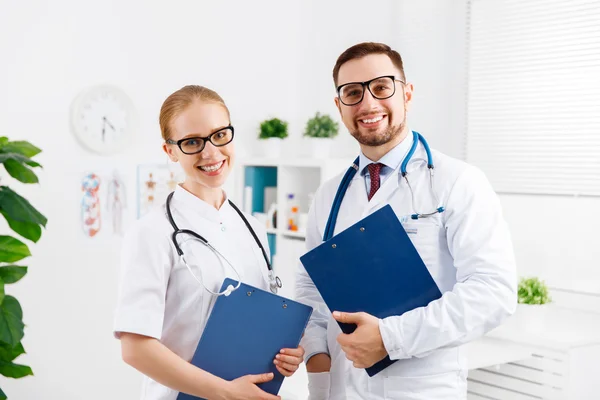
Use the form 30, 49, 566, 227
333, 311, 388, 369
273, 346, 304, 377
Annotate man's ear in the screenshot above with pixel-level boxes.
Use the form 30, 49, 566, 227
163, 143, 178, 163
334, 96, 342, 116
404, 82, 414, 111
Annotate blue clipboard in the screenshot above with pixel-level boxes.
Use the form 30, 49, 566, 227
300, 205, 442, 377
177, 279, 313, 400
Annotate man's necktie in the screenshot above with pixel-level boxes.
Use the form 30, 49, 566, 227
368, 163, 384, 201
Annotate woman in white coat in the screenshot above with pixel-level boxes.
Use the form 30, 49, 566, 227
296, 43, 517, 399
114, 85, 304, 400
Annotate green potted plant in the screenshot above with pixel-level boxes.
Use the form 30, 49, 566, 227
0, 137, 46, 399
518, 277, 551, 305
259, 118, 288, 158
303, 112, 339, 158
517, 277, 551, 331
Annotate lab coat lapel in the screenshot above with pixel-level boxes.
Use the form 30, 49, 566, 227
334, 176, 368, 235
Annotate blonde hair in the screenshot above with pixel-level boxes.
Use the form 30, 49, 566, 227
159, 85, 231, 140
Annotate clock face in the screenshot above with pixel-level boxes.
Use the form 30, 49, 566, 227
70, 85, 136, 155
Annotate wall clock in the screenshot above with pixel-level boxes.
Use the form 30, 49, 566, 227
70, 85, 136, 155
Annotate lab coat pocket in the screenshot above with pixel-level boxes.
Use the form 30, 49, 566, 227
401, 220, 444, 279
384, 370, 465, 400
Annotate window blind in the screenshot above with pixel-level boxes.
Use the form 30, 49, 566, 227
466, 0, 600, 196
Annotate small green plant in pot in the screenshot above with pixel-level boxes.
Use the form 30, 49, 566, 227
259, 118, 288, 157
0, 137, 46, 399
304, 112, 339, 139
259, 118, 288, 140
304, 112, 339, 158
518, 277, 551, 305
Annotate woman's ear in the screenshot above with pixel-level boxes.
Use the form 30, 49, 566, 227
163, 143, 179, 163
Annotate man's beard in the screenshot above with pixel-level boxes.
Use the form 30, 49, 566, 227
350, 110, 406, 147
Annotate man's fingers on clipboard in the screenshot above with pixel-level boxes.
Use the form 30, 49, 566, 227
352, 360, 370, 369
332, 311, 368, 324
342, 348, 371, 368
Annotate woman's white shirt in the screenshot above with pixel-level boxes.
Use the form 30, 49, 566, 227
114, 185, 270, 400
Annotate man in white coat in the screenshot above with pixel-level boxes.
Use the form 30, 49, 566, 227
296, 42, 517, 399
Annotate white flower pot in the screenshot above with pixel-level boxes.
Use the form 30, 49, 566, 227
308, 137, 333, 159
262, 138, 283, 158
515, 302, 551, 333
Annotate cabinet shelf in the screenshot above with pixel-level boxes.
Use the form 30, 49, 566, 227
265, 228, 306, 239
280, 229, 306, 239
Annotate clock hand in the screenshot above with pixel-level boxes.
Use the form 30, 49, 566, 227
103, 116, 116, 131
101, 117, 106, 142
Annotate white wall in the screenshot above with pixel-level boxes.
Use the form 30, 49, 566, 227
391, 0, 468, 160
500, 195, 600, 296
0, 0, 396, 398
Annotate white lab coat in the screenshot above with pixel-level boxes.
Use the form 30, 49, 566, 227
296, 141, 517, 400
114, 185, 271, 400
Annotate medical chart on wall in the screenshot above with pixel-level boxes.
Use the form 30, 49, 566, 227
106, 171, 127, 236
80, 169, 129, 238
136, 163, 184, 218
81, 173, 102, 237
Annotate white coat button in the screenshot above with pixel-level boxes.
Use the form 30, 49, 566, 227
221, 226, 226, 232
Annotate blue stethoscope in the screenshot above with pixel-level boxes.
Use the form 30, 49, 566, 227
323, 131, 445, 241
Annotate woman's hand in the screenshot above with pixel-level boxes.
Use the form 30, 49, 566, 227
273, 346, 305, 377
220, 373, 280, 400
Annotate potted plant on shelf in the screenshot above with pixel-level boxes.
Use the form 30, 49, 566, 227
259, 118, 288, 158
518, 277, 551, 305
0, 137, 46, 399
517, 276, 551, 331
303, 112, 339, 158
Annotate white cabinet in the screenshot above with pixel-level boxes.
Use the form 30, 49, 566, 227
468, 304, 600, 400
235, 157, 351, 298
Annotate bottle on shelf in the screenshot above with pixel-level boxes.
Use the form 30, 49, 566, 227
287, 193, 299, 231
